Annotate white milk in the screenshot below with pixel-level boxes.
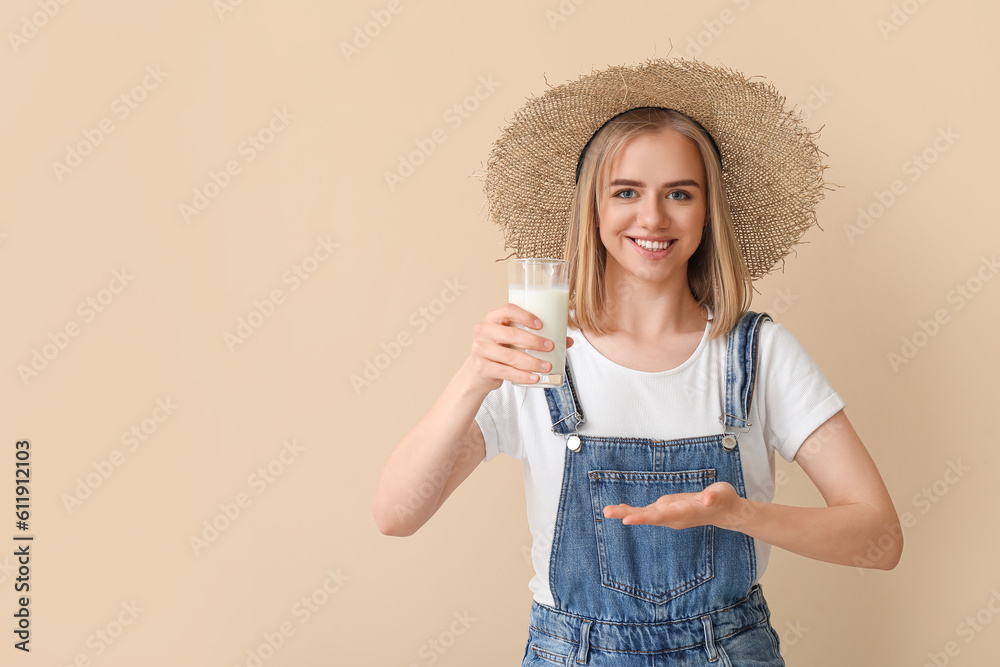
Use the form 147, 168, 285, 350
508, 284, 569, 386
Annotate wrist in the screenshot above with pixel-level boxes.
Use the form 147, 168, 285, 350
721, 495, 757, 532
454, 356, 498, 402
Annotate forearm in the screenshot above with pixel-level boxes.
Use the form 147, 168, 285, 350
728, 498, 903, 570
605, 412, 903, 569
372, 358, 489, 536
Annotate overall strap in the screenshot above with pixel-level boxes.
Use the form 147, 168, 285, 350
543, 357, 585, 435
720, 311, 772, 448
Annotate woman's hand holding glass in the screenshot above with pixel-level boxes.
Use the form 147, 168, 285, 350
464, 303, 574, 395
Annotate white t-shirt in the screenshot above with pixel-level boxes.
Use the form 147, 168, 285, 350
475, 307, 845, 607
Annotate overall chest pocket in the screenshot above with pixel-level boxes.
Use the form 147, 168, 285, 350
589, 469, 715, 605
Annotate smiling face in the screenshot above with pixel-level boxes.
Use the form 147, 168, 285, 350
597, 127, 708, 289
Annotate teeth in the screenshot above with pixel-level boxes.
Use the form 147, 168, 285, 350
632, 238, 674, 251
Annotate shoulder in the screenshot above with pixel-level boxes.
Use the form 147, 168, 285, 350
754, 316, 834, 386
709, 310, 796, 351
758, 316, 811, 354
706, 311, 823, 377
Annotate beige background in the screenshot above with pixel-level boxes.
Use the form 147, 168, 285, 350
1, 0, 997, 665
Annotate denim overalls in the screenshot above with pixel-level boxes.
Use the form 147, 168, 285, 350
523, 311, 784, 666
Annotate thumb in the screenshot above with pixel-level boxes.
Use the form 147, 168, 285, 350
699, 487, 719, 507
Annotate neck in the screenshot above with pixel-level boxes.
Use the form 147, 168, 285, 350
597, 264, 706, 338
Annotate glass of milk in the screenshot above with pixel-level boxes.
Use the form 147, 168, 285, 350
508, 258, 569, 387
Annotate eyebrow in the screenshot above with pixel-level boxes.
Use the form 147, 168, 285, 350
609, 178, 702, 189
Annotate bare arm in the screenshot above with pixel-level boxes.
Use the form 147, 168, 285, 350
371, 360, 489, 537
768, 409, 902, 569
604, 410, 903, 570
372, 304, 568, 537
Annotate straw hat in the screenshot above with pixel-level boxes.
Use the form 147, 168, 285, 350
483, 58, 828, 279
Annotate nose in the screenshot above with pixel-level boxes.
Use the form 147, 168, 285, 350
638, 194, 669, 229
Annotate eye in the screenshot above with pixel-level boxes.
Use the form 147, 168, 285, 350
667, 190, 691, 201
614, 189, 638, 200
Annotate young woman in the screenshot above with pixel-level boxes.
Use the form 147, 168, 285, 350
374, 60, 902, 666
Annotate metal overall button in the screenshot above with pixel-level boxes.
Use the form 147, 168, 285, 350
566, 435, 582, 452
718, 413, 750, 452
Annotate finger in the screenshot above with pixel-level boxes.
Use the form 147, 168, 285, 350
699, 482, 732, 507
475, 358, 544, 386
624, 503, 699, 527
496, 304, 561, 352
622, 512, 657, 526
495, 303, 543, 329
566, 336, 575, 349
480, 320, 555, 353
696, 489, 716, 508
477, 341, 553, 378
602, 503, 637, 519
620, 505, 677, 526
470, 327, 543, 369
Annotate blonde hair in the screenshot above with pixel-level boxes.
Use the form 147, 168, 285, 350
564, 107, 752, 339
